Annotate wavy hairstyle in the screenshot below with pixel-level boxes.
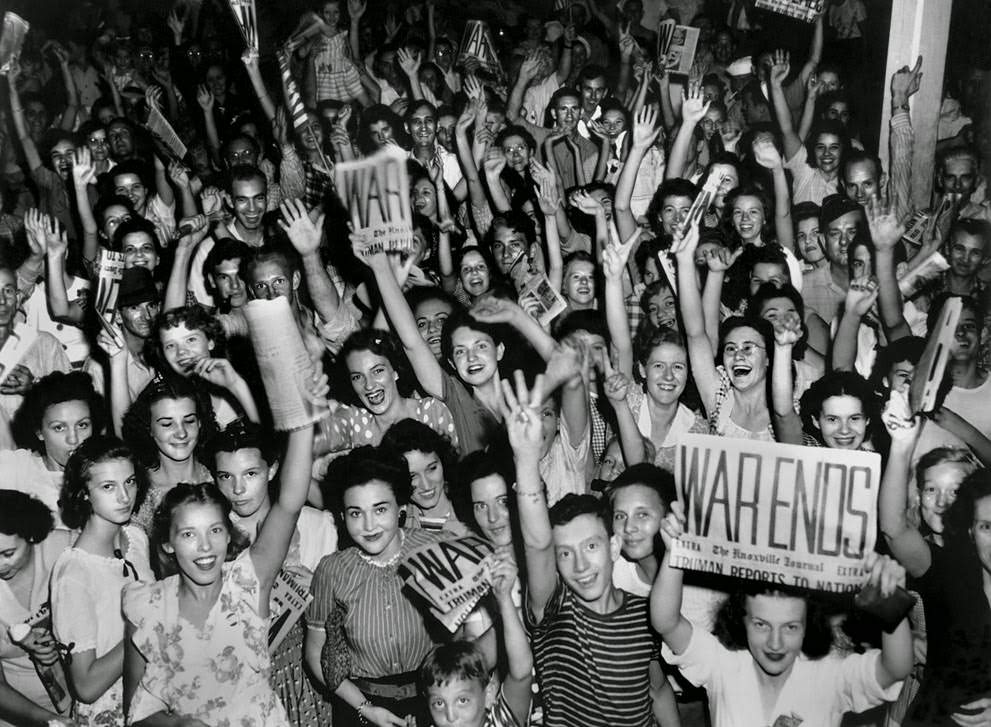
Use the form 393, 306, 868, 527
60, 435, 148, 530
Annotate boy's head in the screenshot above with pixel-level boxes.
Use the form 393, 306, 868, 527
421, 641, 493, 727
548, 494, 621, 603
947, 218, 991, 282
872, 335, 925, 394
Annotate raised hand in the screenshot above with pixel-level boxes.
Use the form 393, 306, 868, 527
471, 296, 520, 325
166, 8, 185, 40
193, 358, 242, 390
771, 309, 803, 347
273, 107, 291, 147
535, 173, 561, 216
72, 147, 97, 187
463, 74, 483, 100
347, 0, 366, 20
702, 245, 742, 273
145, 85, 163, 112
482, 148, 507, 177
22, 209, 48, 258
770, 49, 790, 87
175, 215, 210, 250
844, 276, 879, 317
861, 551, 907, 598
631, 104, 661, 149
397, 48, 420, 78
488, 546, 518, 599
168, 162, 191, 189
865, 196, 905, 252
279, 199, 325, 255
719, 118, 743, 151
603, 225, 642, 280
518, 51, 542, 82
456, 97, 479, 134
196, 84, 214, 111
880, 389, 919, 441
501, 370, 545, 460
752, 133, 782, 170
680, 83, 711, 126
42, 215, 69, 260
891, 56, 923, 105
570, 189, 604, 216
658, 501, 686, 550
241, 47, 260, 70
669, 221, 701, 261
603, 371, 632, 402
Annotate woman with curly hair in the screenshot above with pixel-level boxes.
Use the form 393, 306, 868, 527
50, 436, 152, 727
316, 329, 459, 462
1, 371, 104, 528
380, 418, 467, 534
652, 503, 912, 727
0, 490, 74, 725
122, 376, 218, 533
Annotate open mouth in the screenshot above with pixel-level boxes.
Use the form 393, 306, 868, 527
363, 532, 384, 543
655, 383, 677, 392
194, 556, 217, 570
832, 436, 856, 447
731, 365, 752, 377
365, 390, 386, 406
574, 573, 597, 588
466, 363, 485, 376
764, 652, 786, 663
428, 335, 441, 349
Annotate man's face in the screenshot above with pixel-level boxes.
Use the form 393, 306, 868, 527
0, 270, 17, 328
950, 307, 981, 361
224, 139, 258, 169
248, 259, 296, 303
552, 94, 582, 134
948, 230, 988, 279
580, 76, 607, 115
407, 104, 437, 147
120, 300, 160, 338
713, 31, 734, 64
818, 71, 841, 94
825, 211, 862, 265
660, 194, 692, 236
939, 156, 979, 206
843, 160, 880, 207
108, 122, 134, 160
211, 258, 248, 308
231, 178, 267, 230
436, 113, 457, 153
552, 513, 620, 605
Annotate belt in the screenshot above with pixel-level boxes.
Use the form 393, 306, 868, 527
352, 675, 419, 701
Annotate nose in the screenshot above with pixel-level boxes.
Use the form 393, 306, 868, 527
364, 377, 376, 391
623, 516, 636, 535
197, 533, 211, 552
487, 507, 500, 525
117, 484, 131, 506
233, 477, 246, 496
175, 420, 188, 440
661, 366, 674, 381
262, 286, 276, 301
66, 427, 80, 446
768, 627, 783, 651
573, 549, 589, 573
445, 703, 457, 724
363, 511, 374, 531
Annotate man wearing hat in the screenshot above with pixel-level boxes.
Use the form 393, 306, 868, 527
104, 266, 158, 409
802, 193, 865, 323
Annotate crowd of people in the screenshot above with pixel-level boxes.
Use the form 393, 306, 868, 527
0, 0, 988, 725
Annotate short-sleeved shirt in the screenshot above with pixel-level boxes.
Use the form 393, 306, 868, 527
785, 146, 839, 206
662, 626, 903, 727
0, 331, 72, 446
539, 421, 591, 506
525, 581, 657, 727
324, 396, 458, 452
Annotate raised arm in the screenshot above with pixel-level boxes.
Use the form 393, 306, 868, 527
397, 48, 425, 101
831, 278, 878, 372
769, 312, 804, 444
164, 216, 210, 310
602, 226, 639, 378
490, 548, 533, 727
651, 503, 693, 655
796, 12, 824, 88
615, 105, 660, 243
603, 367, 646, 465
866, 197, 912, 339
197, 84, 222, 168
889, 57, 923, 222
53, 45, 79, 131
665, 84, 710, 181
38, 213, 86, 326
280, 199, 342, 324
151, 153, 175, 209
753, 134, 795, 252
768, 51, 803, 162
71, 148, 100, 267
505, 372, 558, 623
242, 49, 277, 122
6, 62, 43, 172
867, 554, 914, 689
878, 392, 931, 577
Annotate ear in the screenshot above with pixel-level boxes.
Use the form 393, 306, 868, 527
162, 542, 175, 554
496, 342, 505, 362
208, 338, 215, 352
609, 533, 622, 562
268, 460, 280, 481
637, 362, 646, 380
292, 271, 302, 291
878, 172, 888, 191
812, 416, 822, 431
222, 191, 232, 209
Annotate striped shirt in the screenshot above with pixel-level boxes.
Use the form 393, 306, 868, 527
307, 528, 443, 683
525, 581, 657, 727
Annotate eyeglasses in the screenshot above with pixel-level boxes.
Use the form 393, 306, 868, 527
251, 277, 290, 296
722, 342, 765, 357
88, 136, 108, 146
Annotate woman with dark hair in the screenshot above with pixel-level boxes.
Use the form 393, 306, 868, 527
0, 491, 74, 725
652, 503, 912, 726
317, 329, 459, 460
51, 436, 152, 727
122, 377, 218, 532
2, 371, 104, 527
121, 411, 312, 725
304, 446, 444, 727
798, 371, 881, 451
380, 418, 466, 534
749, 282, 825, 398
450, 245, 502, 309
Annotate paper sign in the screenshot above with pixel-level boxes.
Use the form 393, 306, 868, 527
93, 250, 125, 347
268, 570, 312, 650
671, 433, 881, 593
684, 170, 725, 231
243, 296, 331, 431
898, 251, 948, 299
0, 13, 29, 75
0, 323, 39, 387
457, 20, 503, 78
657, 24, 699, 75
146, 106, 187, 162
334, 147, 415, 254
227, 0, 258, 50
657, 251, 678, 297
518, 272, 568, 327
909, 296, 961, 415
754, 0, 824, 22
399, 535, 494, 632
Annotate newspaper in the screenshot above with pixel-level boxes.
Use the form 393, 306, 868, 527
754, 0, 824, 22
93, 250, 126, 347
243, 297, 329, 431
146, 106, 187, 162
334, 147, 415, 254
0, 13, 29, 75
227, 0, 258, 50
898, 251, 948, 299
909, 296, 961, 415
268, 569, 312, 650
457, 20, 503, 79
657, 22, 699, 76
519, 272, 568, 327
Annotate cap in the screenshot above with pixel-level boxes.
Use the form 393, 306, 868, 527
116, 267, 158, 309
819, 193, 863, 228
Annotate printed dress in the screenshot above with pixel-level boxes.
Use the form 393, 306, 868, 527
123, 550, 290, 726
313, 31, 363, 103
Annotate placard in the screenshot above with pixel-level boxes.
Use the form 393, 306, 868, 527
334, 147, 415, 254
754, 0, 824, 23
93, 249, 125, 347
909, 296, 961, 415
0, 13, 29, 75
671, 433, 880, 592
657, 24, 699, 75
399, 535, 494, 632
268, 569, 312, 650
518, 272, 568, 327
457, 20, 502, 78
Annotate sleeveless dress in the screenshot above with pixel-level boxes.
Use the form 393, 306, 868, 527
123, 550, 290, 726
313, 31, 363, 103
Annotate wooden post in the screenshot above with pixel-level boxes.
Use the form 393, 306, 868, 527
877, 0, 952, 210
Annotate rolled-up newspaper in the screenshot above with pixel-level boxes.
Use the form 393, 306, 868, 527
898, 251, 948, 298
243, 297, 328, 431
0, 13, 29, 75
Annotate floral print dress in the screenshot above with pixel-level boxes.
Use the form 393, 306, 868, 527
123, 550, 289, 726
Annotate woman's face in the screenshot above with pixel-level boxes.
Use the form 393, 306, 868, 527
640, 342, 688, 406
150, 396, 200, 463
206, 65, 227, 99
86, 128, 110, 162
919, 461, 968, 533
470, 474, 512, 546
732, 195, 765, 243
722, 326, 769, 391
0, 534, 31, 581
167, 501, 230, 586
87, 457, 140, 526
758, 296, 800, 330
459, 250, 491, 300
320, 1, 342, 27
368, 120, 394, 149
612, 484, 665, 561
215, 447, 273, 519
712, 164, 740, 211
501, 134, 530, 173
121, 231, 159, 272
412, 178, 437, 218
563, 260, 596, 306
596, 439, 625, 482
642, 256, 661, 286
647, 287, 677, 329
347, 349, 400, 416
815, 395, 867, 450
50, 140, 75, 181
38, 399, 93, 468
160, 323, 213, 375
599, 109, 627, 139
449, 326, 502, 388
813, 133, 842, 175
404, 449, 446, 512
660, 195, 692, 237
745, 594, 806, 678
343, 480, 404, 560
414, 298, 452, 359
797, 217, 825, 264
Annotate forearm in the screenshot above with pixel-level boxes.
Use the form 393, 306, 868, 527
506, 77, 529, 125
44, 255, 74, 321
164, 247, 193, 310
509, 309, 557, 360
771, 82, 802, 160
771, 344, 802, 444
605, 277, 634, 377
556, 46, 573, 86
245, 66, 277, 122
615, 57, 632, 101
658, 81, 676, 132
875, 251, 909, 333
878, 439, 915, 539
9, 86, 42, 170
153, 158, 175, 207
614, 397, 646, 465
177, 185, 197, 218
544, 216, 563, 291
70, 642, 124, 704
665, 122, 697, 180
497, 591, 533, 680
108, 356, 132, 437
878, 619, 913, 688
771, 167, 794, 252
797, 93, 816, 142
676, 256, 706, 338
228, 376, 260, 423
888, 110, 914, 222
701, 269, 723, 354
203, 109, 222, 164
830, 311, 861, 372
484, 172, 512, 213
302, 251, 342, 322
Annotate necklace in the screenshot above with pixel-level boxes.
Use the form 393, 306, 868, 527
358, 531, 405, 569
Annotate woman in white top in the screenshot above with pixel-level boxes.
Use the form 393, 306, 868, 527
50, 436, 153, 727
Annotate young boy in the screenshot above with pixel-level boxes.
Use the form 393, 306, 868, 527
420, 550, 532, 727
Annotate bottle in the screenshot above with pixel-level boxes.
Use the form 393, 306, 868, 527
8, 623, 73, 714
